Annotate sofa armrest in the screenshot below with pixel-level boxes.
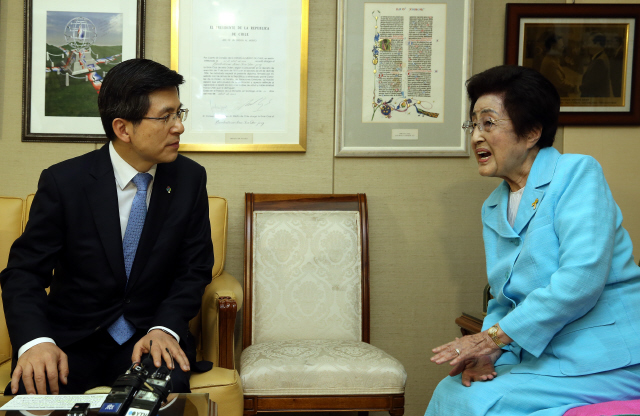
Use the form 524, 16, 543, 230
201, 270, 243, 370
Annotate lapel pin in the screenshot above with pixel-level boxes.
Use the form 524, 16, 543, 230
532, 198, 539, 210
166, 186, 171, 194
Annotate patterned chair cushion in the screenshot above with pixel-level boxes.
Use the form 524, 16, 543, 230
252, 211, 362, 344
240, 339, 407, 395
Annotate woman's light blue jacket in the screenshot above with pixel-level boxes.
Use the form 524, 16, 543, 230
482, 146, 640, 376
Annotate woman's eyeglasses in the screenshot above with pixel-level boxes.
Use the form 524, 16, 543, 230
462, 116, 510, 134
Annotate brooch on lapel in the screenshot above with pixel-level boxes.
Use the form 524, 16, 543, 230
532, 198, 539, 210
166, 186, 172, 194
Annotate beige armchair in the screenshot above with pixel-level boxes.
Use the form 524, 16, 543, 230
0, 197, 25, 390
241, 193, 406, 416
189, 196, 243, 416
0, 195, 243, 416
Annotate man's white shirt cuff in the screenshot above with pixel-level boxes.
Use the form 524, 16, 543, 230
148, 326, 180, 343
18, 338, 56, 358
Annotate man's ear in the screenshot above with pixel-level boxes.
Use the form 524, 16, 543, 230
526, 126, 542, 150
112, 118, 132, 143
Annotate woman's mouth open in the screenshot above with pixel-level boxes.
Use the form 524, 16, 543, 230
477, 150, 491, 162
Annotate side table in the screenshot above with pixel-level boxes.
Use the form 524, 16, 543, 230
455, 312, 484, 336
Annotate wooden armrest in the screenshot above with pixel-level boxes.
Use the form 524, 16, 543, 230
455, 314, 483, 336
218, 295, 237, 370
201, 270, 243, 369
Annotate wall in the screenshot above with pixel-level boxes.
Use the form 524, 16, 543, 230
563, 0, 640, 262
1, 1, 640, 415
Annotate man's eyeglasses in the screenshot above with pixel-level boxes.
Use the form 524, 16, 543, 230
141, 108, 189, 125
462, 116, 510, 134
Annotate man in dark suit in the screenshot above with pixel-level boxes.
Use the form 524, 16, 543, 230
0, 59, 214, 395
609, 35, 624, 98
580, 33, 612, 97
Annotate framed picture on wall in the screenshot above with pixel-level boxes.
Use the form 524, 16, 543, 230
334, 0, 472, 157
22, 0, 145, 142
170, 0, 309, 152
505, 3, 640, 125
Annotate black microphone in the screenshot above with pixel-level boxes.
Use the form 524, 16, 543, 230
126, 348, 174, 416
98, 360, 150, 416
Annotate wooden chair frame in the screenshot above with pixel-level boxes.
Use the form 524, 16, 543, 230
242, 193, 404, 416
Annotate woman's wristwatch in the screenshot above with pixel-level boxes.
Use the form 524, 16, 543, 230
488, 324, 507, 348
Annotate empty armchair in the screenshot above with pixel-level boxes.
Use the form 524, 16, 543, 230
241, 193, 406, 416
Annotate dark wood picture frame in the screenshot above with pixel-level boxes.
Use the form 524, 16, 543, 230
505, 3, 640, 125
22, 0, 145, 142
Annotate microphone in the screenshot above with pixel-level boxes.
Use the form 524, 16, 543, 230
126, 348, 174, 416
98, 360, 150, 416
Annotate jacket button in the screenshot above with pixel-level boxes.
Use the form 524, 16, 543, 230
125, 298, 131, 304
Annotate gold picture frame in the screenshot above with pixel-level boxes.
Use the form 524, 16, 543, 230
170, 0, 308, 152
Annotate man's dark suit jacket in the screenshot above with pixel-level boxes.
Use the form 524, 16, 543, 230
580, 52, 611, 97
0, 144, 214, 357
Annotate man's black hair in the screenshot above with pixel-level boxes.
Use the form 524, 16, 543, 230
98, 58, 185, 140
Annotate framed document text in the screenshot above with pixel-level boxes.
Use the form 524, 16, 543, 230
505, 3, 640, 125
335, 0, 472, 157
170, 0, 309, 152
22, 0, 145, 142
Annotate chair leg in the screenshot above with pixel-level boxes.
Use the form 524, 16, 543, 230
358, 412, 368, 416
244, 397, 258, 416
389, 409, 404, 416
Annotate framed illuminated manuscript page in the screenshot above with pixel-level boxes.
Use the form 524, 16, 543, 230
335, 0, 472, 157
171, 0, 309, 152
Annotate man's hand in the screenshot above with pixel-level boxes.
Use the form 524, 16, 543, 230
132, 329, 190, 372
11, 342, 68, 395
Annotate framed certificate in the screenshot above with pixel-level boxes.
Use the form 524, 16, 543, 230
171, 0, 309, 152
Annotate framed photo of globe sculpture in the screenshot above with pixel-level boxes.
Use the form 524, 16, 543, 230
22, 0, 145, 142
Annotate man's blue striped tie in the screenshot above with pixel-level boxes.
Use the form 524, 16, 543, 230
107, 172, 153, 345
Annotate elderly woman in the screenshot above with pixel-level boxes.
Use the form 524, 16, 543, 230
425, 65, 640, 415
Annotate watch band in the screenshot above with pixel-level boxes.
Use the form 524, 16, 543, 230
488, 324, 507, 348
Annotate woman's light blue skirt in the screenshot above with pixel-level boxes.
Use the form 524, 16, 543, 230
425, 362, 640, 416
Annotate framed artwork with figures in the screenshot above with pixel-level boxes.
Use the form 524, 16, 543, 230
505, 3, 640, 125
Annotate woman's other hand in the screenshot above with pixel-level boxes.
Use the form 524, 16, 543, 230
430, 325, 511, 367
450, 350, 503, 387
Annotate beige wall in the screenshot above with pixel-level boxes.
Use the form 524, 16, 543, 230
1, 1, 640, 415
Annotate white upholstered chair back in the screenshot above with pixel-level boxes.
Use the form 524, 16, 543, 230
241, 194, 405, 416
251, 210, 362, 345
